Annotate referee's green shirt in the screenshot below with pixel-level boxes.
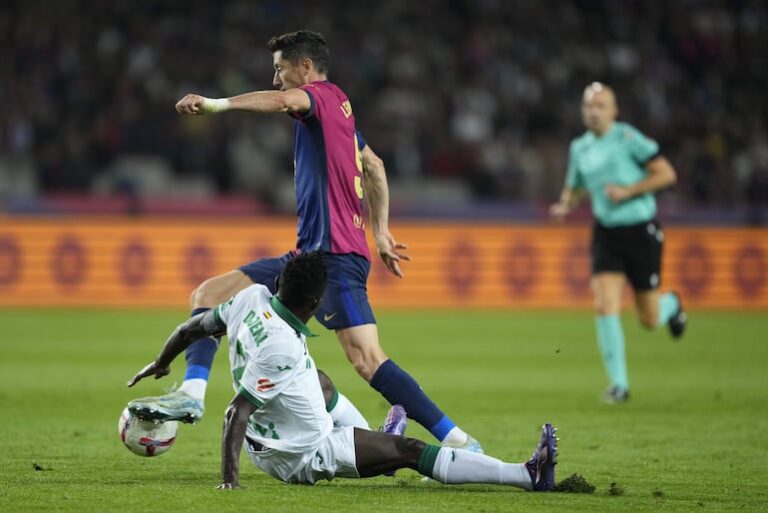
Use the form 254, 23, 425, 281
566, 121, 660, 227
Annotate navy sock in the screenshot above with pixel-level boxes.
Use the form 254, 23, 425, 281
370, 359, 457, 441
183, 307, 219, 381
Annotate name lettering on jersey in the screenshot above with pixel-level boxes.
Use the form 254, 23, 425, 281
340, 100, 353, 118
243, 311, 268, 346
353, 214, 364, 230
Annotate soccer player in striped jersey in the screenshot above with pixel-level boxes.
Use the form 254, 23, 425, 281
128, 252, 557, 490
550, 83, 687, 403
129, 30, 481, 451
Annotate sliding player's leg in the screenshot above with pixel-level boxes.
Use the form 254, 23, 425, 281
352, 424, 558, 491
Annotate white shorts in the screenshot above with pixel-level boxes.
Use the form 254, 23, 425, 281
245, 426, 359, 484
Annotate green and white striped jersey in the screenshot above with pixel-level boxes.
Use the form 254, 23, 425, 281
215, 285, 332, 453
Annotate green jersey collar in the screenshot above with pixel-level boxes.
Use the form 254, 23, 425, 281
270, 296, 317, 337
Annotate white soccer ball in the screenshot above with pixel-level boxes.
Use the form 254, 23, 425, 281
118, 407, 178, 457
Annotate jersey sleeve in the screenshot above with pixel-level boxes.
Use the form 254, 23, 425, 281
564, 142, 583, 189
213, 297, 235, 326
237, 347, 301, 408
291, 84, 321, 121
624, 124, 660, 166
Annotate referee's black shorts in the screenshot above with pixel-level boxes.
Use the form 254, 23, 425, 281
590, 219, 664, 291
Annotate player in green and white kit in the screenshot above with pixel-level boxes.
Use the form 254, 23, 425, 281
551, 83, 687, 403
128, 252, 558, 490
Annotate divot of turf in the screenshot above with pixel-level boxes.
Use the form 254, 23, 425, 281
554, 474, 595, 494
652, 489, 665, 498
608, 482, 624, 496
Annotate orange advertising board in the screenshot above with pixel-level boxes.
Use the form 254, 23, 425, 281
0, 217, 766, 309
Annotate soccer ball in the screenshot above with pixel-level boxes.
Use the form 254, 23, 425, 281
118, 407, 178, 457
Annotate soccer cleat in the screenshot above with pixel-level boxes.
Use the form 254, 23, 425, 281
602, 385, 630, 404
668, 291, 687, 339
128, 389, 204, 424
381, 405, 408, 476
525, 423, 558, 492
382, 404, 408, 437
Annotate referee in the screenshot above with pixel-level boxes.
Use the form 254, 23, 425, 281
550, 82, 687, 403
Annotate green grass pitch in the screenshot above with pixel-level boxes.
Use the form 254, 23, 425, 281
1, 308, 766, 512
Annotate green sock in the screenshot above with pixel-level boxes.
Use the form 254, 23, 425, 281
657, 292, 680, 327
596, 315, 629, 391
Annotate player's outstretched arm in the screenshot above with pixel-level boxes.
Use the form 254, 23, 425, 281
175, 89, 311, 115
549, 187, 584, 220
604, 156, 677, 203
360, 144, 410, 278
127, 311, 226, 387
219, 393, 258, 489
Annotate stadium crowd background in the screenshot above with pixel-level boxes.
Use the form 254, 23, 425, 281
1, 0, 767, 222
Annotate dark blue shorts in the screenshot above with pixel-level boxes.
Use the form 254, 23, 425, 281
238, 252, 376, 330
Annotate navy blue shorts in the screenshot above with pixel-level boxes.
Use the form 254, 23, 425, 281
238, 252, 376, 330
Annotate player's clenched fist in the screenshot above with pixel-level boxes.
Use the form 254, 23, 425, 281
176, 94, 206, 115
176, 94, 230, 115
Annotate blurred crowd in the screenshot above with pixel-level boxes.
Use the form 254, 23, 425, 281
1, 0, 767, 215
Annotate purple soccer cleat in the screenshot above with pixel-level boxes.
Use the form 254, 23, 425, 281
525, 423, 558, 491
382, 405, 407, 476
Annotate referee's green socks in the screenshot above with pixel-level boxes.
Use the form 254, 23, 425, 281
595, 315, 629, 391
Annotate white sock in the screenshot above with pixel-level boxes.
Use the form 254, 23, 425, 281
179, 379, 207, 402
328, 393, 369, 429
442, 426, 469, 447
431, 448, 532, 490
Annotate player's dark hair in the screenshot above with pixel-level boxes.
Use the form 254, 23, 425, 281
267, 30, 330, 74
278, 251, 327, 311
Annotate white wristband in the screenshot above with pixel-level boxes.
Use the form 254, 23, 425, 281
201, 97, 230, 113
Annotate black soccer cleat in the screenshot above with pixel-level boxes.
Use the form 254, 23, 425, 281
602, 385, 630, 404
525, 423, 558, 491
668, 291, 687, 340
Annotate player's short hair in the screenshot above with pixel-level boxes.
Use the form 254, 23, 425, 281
267, 30, 330, 74
278, 251, 327, 310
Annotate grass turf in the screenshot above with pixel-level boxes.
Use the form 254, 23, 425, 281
1, 309, 766, 512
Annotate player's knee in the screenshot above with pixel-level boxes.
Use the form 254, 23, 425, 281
191, 279, 220, 308
316, 369, 336, 407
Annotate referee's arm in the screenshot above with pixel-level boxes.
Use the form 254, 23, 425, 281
605, 156, 677, 203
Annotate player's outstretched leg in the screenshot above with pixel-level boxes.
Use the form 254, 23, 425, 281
352, 423, 557, 491
337, 325, 483, 452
